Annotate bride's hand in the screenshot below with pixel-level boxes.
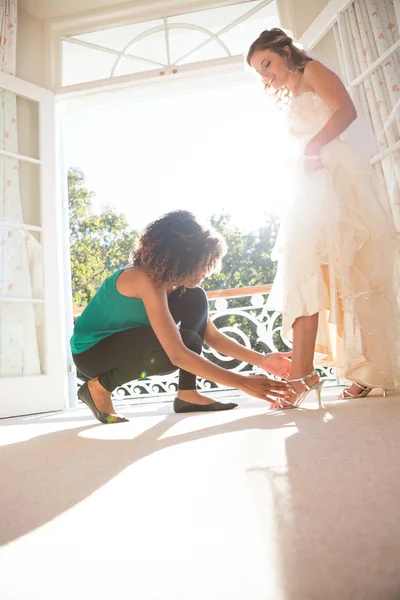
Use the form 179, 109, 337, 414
304, 140, 323, 173
304, 154, 323, 173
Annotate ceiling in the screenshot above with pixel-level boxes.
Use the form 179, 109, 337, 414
19, 0, 143, 20
18, 0, 251, 19
18, 0, 246, 21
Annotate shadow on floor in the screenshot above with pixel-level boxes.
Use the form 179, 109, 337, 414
2, 395, 400, 599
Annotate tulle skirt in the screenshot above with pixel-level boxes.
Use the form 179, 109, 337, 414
267, 137, 400, 389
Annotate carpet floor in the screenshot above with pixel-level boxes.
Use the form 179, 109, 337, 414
1, 387, 400, 600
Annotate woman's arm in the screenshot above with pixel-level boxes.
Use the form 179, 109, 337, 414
303, 61, 357, 156
136, 278, 288, 401
205, 318, 264, 366
205, 318, 291, 378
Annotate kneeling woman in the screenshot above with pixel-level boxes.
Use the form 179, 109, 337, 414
71, 210, 290, 423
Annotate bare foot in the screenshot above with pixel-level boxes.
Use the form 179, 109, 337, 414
176, 389, 215, 405
87, 378, 118, 414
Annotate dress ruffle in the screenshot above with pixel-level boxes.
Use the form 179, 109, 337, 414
267, 93, 400, 389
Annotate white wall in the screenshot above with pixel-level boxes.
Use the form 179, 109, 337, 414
278, 0, 328, 38
278, 0, 342, 76
16, 7, 47, 88
314, 29, 342, 78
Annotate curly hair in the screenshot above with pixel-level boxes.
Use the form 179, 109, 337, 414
246, 28, 312, 105
131, 210, 226, 286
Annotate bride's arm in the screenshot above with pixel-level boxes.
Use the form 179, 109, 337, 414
303, 61, 357, 156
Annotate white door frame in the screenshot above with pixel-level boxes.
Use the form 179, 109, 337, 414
300, 0, 353, 50
0, 70, 68, 418
48, 0, 279, 412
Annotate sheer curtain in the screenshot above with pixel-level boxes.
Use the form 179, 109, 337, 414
343, 0, 400, 229
0, 0, 41, 376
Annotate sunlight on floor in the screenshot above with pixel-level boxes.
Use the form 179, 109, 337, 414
2, 391, 400, 599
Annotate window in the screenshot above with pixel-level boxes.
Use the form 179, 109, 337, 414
60, 0, 278, 87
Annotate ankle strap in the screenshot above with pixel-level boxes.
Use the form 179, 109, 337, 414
288, 370, 318, 390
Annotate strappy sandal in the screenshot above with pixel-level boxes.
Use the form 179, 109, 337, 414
277, 370, 324, 409
339, 383, 386, 399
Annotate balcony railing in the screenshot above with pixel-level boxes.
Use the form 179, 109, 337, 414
73, 285, 337, 400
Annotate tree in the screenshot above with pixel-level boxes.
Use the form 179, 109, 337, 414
203, 212, 279, 291
68, 167, 139, 306
68, 168, 279, 304
202, 212, 286, 358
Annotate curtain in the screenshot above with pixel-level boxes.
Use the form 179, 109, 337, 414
343, 0, 400, 229
0, 0, 15, 74
0, 0, 41, 376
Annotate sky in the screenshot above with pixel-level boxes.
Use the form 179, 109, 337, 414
64, 75, 293, 233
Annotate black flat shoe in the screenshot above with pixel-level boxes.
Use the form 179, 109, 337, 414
78, 382, 129, 424
173, 397, 238, 413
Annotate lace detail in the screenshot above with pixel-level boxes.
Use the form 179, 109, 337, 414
288, 92, 334, 139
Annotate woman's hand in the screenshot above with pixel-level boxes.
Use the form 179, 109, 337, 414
304, 139, 323, 173
304, 157, 324, 173
259, 351, 292, 379
304, 155, 323, 173
238, 375, 291, 403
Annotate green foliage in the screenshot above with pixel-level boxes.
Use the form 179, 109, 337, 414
203, 212, 284, 358
68, 170, 279, 308
203, 212, 279, 291
68, 167, 139, 306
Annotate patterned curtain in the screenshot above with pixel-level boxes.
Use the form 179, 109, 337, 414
343, 0, 400, 229
0, 0, 41, 376
0, 0, 15, 74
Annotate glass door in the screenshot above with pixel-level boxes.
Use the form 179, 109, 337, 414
0, 71, 67, 418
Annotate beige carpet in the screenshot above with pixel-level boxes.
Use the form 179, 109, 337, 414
1, 388, 400, 600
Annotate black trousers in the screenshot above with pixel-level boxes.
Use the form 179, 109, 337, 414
72, 286, 208, 393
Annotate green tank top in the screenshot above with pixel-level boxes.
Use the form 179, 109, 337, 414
70, 268, 151, 354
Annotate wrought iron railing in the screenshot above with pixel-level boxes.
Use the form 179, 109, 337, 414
74, 285, 336, 400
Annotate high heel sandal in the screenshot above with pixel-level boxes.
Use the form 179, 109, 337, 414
78, 382, 129, 424
339, 384, 387, 399
281, 369, 324, 409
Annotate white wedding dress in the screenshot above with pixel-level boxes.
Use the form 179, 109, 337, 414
267, 91, 400, 389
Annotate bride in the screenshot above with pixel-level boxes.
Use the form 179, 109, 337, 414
247, 28, 400, 406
